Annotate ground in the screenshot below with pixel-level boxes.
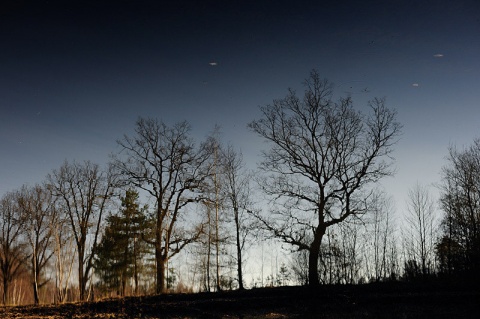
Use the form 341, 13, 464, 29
1, 283, 478, 318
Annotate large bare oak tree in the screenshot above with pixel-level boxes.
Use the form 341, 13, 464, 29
248, 70, 401, 286
113, 118, 212, 294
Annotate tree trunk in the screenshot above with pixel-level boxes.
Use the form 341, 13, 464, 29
234, 207, 244, 290
215, 203, 221, 292
308, 226, 326, 286
121, 273, 126, 297
134, 238, 138, 296
206, 207, 212, 292
3, 276, 8, 305
214, 149, 221, 292
78, 259, 85, 301
32, 255, 39, 305
33, 277, 39, 305
156, 249, 166, 294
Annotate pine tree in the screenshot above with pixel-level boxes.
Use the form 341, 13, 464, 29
95, 189, 149, 296
94, 224, 122, 294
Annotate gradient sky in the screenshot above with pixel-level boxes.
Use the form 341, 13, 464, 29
1, 0, 479, 217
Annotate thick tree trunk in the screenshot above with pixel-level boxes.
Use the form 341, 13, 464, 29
236, 236, 244, 290
156, 249, 166, 294
78, 260, 86, 301
32, 277, 39, 305
3, 277, 8, 305
308, 226, 326, 286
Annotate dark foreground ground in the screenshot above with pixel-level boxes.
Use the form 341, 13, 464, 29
1, 283, 479, 318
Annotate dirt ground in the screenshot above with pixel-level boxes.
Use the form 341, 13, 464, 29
1, 283, 478, 318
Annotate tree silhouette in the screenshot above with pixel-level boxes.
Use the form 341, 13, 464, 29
16, 184, 57, 304
438, 139, 480, 280
48, 161, 116, 301
0, 192, 27, 305
95, 189, 149, 296
113, 118, 211, 293
405, 183, 437, 278
249, 70, 401, 286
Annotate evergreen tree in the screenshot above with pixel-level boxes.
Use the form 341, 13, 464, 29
95, 189, 149, 296
94, 224, 122, 294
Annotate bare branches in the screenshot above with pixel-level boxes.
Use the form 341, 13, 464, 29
47, 160, 115, 301
404, 183, 437, 277
16, 184, 57, 304
0, 192, 28, 305
438, 139, 480, 276
249, 70, 402, 285
113, 117, 211, 293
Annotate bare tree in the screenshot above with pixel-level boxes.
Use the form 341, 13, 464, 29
16, 184, 57, 304
369, 192, 397, 281
201, 129, 256, 291
113, 118, 211, 294
221, 145, 254, 290
197, 199, 231, 292
405, 183, 437, 277
0, 192, 27, 305
248, 70, 402, 286
338, 221, 363, 284
438, 139, 480, 277
211, 133, 222, 292
48, 160, 116, 301
291, 249, 309, 285
51, 212, 75, 304
200, 202, 214, 292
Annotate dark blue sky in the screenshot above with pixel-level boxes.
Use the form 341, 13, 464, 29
1, 0, 479, 212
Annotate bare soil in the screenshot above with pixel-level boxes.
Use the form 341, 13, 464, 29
1, 283, 478, 318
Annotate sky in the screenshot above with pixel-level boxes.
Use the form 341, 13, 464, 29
1, 0, 479, 219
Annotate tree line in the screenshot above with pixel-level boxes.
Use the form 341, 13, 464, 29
1, 70, 478, 305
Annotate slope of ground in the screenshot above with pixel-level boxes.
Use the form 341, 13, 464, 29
1, 283, 478, 318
